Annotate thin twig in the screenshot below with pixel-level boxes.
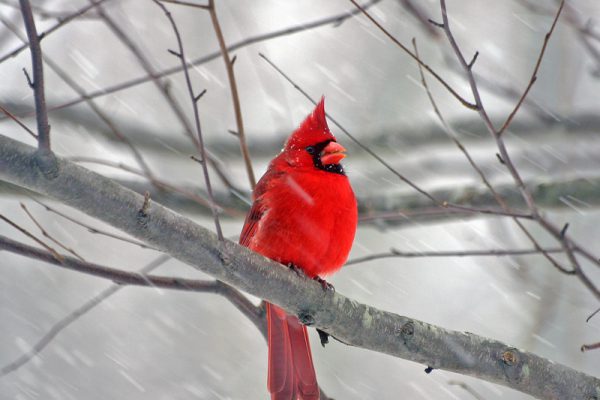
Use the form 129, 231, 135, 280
0, 234, 262, 319
0, 103, 37, 139
0, 0, 99, 20
398, 0, 441, 37
345, 247, 565, 266
0, 234, 266, 345
498, 0, 565, 136
91, 4, 239, 196
581, 342, 600, 352
586, 307, 600, 323
158, 0, 208, 9
30, 198, 157, 250
0, 213, 63, 262
9, 0, 381, 118
347, 0, 477, 110
435, 0, 600, 297
1, 133, 598, 399
359, 207, 533, 223
208, 0, 256, 190
259, 52, 531, 222
20, 202, 85, 261
69, 157, 240, 217
153, 1, 224, 239
0, 0, 110, 64
0, 254, 170, 376
19, 0, 50, 151
259, 53, 437, 203
0, 13, 156, 182
412, 38, 570, 275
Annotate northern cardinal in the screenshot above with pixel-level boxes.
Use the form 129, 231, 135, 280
239, 98, 357, 399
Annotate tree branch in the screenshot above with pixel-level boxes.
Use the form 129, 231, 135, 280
0, 253, 171, 376
208, 0, 256, 190
345, 246, 565, 266
347, 0, 477, 110
0, 0, 110, 64
153, 0, 224, 240
0, 133, 598, 399
19, 0, 50, 151
434, 0, 600, 298
1, 0, 381, 117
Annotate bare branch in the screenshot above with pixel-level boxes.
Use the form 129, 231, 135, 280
0, 0, 99, 20
587, 307, 600, 323
208, 0, 256, 189
0, 12, 156, 182
398, 0, 441, 37
345, 247, 566, 266
0, 233, 266, 342
498, 1, 565, 135
259, 52, 531, 223
348, 0, 478, 110
0, 133, 598, 399
150, 1, 224, 239
581, 342, 600, 352
20, 202, 85, 261
4, 0, 381, 118
0, 0, 110, 64
158, 0, 209, 9
0, 103, 37, 139
31, 198, 157, 250
435, 0, 600, 296
412, 37, 572, 275
19, 0, 50, 151
0, 253, 171, 377
0, 213, 62, 262
68, 157, 240, 217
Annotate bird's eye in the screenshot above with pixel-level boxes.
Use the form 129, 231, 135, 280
306, 146, 316, 155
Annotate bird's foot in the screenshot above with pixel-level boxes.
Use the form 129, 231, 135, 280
314, 276, 335, 292
317, 329, 330, 347
287, 263, 307, 278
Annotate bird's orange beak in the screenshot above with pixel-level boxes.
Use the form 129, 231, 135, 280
320, 141, 346, 165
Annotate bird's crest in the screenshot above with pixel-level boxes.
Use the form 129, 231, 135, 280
284, 97, 337, 151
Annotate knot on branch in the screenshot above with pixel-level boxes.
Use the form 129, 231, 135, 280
32, 149, 59, 180
298, 310, 314, 326
500, 348, 524, 383
217, 243, 231, 266
137, 191, 151, 226
399, 321, 415, 346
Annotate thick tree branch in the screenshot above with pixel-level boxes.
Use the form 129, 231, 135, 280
0, 133, 598, 399
4, 173, 599, 223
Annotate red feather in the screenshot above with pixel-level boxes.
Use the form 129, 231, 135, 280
240, 97, 357, 399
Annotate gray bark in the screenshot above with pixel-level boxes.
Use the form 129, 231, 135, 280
0, 133, 598, 400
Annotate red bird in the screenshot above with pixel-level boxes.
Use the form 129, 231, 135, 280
239, 98, 358, 399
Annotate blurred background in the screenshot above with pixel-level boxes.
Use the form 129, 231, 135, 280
1, 0, 600, 398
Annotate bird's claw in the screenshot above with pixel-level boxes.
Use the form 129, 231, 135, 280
317, 329, 330, 347
287, 263, 306, 278
314, 276, 335, 292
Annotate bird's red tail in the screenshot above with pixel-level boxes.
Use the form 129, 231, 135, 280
266, 302, 320, 400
